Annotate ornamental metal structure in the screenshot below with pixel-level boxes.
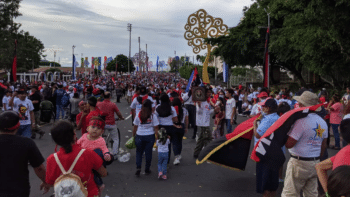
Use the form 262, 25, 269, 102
131, 50, 148, 72
184, 9, 228, 83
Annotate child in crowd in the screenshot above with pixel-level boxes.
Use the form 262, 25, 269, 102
77, 116, 113, 194
242, 101, 253, 116
157, 128, 170, 180
212, 105, 225, 139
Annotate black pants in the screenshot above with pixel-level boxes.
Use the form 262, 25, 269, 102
185, 104, 197, 138
70, 114, 77, 124
160, 125, 183, 164
117, 95, 121, 103
237, 100, 243, 114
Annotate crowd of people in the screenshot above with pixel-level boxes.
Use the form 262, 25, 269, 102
0, 72, 350, 197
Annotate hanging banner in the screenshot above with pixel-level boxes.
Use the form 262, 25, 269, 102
84, 57, 89, 68
104, 56, 107, 71
98, 57, 101, 71
81, 58, 84, 68
92, 57, 95, 70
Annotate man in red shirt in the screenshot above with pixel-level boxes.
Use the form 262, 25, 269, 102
96, 92, 125, 158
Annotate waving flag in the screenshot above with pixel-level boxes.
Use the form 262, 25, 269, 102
196, 115, 260, 170
223, 62, 229, 83
10, 40, 18, 82
98, 57, 101, 71
106, 57, 113, 64
263, 28, 270, 88
92, 57, 95, 70
0, 82, 7, 89
185, 70, 194, 92
251, 104, 323, 169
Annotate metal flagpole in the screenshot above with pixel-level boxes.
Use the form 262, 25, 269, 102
127, 23, 132, 74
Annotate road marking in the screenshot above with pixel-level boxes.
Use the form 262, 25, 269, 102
128, 130, 132, 132
125, 115, 132, 120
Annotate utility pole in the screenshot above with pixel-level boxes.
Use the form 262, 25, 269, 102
138, 37, 141, 72
72, 45, 76, 80
127, 23, 132, 74
54, 51, 56, 63
214, 56, 217, 86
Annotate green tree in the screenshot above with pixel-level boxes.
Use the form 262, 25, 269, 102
106, 54, 135, 73
0, 0, 45, 72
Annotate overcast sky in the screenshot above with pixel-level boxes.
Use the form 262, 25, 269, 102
15, 0, 254, 70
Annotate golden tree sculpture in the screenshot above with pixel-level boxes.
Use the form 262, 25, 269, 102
184, 9, 228, 83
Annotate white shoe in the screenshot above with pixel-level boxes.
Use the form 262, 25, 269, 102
178, 155, 182, 160
173, 156, 180, 165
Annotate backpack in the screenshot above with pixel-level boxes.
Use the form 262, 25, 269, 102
61, 93, 71, 107
53, 149, 88, 197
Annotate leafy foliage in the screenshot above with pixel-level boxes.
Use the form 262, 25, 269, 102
0, 0, 45, 72
106, 54, 135, 73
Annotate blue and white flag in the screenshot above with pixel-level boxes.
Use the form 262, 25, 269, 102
185, 70, 194, 92
156, 56, 159, 72
223, 62, 229, 83
72, 54, 76, 80
106, 57, 113, 64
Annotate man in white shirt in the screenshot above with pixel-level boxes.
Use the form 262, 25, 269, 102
225, 89, 236, 133
8, 89, 35, 138
2, 90, 12, 111
182, 88, 197, 139
193, 92, 213, 158
282, 91, 328, 197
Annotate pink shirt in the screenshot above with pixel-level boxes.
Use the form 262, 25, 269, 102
77, 133, 109, 154
330, 102, 343, 124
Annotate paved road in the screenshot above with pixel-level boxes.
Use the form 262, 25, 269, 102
27, 97, 338, 197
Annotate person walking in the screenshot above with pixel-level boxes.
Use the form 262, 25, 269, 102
281, 91, 328, 197
69, 93, 81, 126
53, 84, 65, 120
133, 100, 159, 176
182, 88, 197, 139
29, 86, 45, 139
225, 89, 236, 134
327, 94, 343, 150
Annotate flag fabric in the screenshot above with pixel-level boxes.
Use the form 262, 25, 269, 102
111, 77, 116, 84
98, 57, 101, 71
251, 104, 323, 169
92, 57, 95, 70
106, 57, 113, 64
185, 70, 194, 92
156, 56, 159, 72
263, 28, 270, 88
196, 115, 260, 170
72, 54, 76, 80
10, 40, 18, 82
223, 62, 229, 83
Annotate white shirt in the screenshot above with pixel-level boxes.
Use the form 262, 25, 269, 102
253, 91, 259, 99
157, 139, 170, 153
130, 95, 155, 116
343, 114, 350, 120
225, 98, 236, 119
239, 94, 244, 101
133, 113, 159, 136
182, 92, 194, 105
2, 96, 11, 111
196, 101, 213, 127
288, 113, 328, 157
13, 98, 34, 125
247, 93, 253, 102
155, 105, 177, 126
182, 107, 188, 124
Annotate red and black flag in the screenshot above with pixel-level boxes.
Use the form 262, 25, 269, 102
251, 104, 323, 169
196, 115, 261, 171
263, 28, 269, 88
10, 40, 18, 82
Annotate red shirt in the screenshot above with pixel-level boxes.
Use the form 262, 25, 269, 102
96, 100, 120, 125
131, 94, 139, 102
86, 108, 103, 126
330, 145, 350, 170
76, 112, 88, 135
45, 144, 103, 197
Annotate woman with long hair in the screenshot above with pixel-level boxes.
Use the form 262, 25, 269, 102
155, 93, 179, 165
132, 99, 159, 176
45, 120, 107, 196
171, 98, 188, 165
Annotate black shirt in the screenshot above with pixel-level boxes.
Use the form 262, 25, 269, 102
0, 135, 45, 197
29, 92, 41, 111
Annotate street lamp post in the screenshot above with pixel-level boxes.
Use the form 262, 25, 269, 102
127, 23, 132, 74
138, 37, 141, 72
72, 45, 76, 80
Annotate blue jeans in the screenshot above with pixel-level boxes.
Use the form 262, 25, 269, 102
56, 105, 65, 119
331, 124, 340, 147
158, 152, 168, 175
226, 119, 233, 134
135, 134, 155, 170
17, 125, 32, 138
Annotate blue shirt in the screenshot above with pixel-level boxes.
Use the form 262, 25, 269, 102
54, 89, 65, 105
254, 112, 280, 146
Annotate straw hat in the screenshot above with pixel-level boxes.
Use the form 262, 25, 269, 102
293, 91, 319, 106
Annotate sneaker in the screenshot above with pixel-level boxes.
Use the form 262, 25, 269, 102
178, 155, 182, 160
145, 169, 151, 175
158, 172, 163, 179
173, 157, 180, 165
161, 175, 167, 180
135, 169, 141, 177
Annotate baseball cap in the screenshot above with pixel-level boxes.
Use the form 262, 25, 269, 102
261, 98, 277, 108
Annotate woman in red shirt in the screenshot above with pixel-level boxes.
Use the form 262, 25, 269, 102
45, 120, 107, 197
327, 94, 344, 150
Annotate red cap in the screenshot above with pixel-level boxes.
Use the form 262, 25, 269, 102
257, 92, 268, 98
